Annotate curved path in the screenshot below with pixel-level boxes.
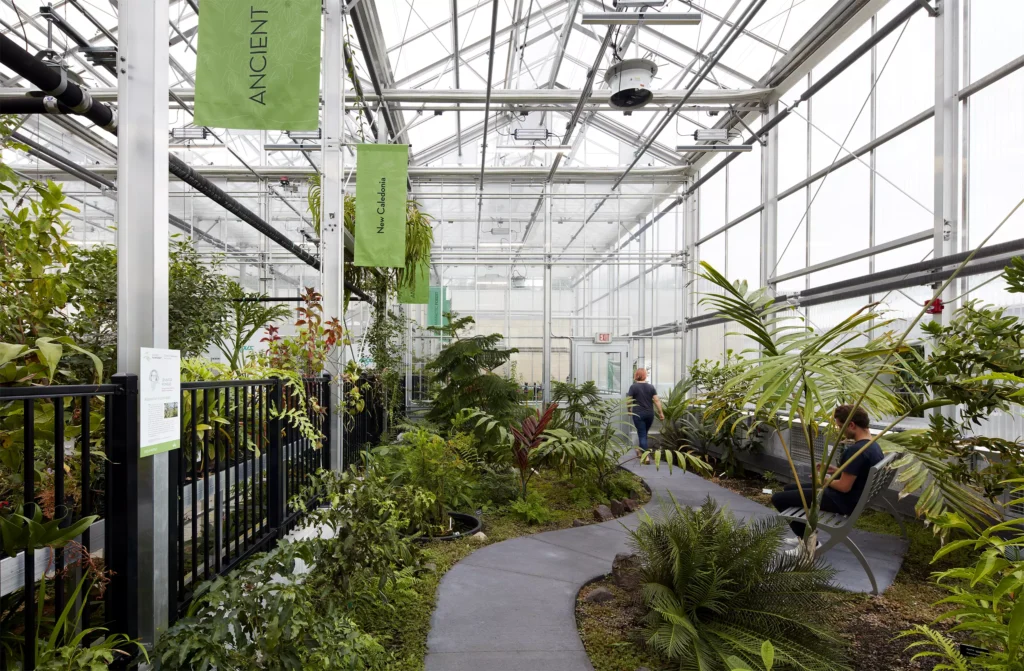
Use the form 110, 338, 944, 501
425, 462, 910, 671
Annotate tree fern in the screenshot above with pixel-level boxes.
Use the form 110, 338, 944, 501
629, 497, 850, 671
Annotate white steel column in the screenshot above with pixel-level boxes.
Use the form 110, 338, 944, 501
323, 0, 345, 469
542, 183, 552, 404
761, 103, 779, 292
117, 0, 169, 643
934, 0, 960, 325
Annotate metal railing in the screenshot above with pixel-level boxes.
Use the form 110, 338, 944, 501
0, 382, 122, 671
169, 375, 331, 617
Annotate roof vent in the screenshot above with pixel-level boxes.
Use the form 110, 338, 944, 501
604, 58, 658, 110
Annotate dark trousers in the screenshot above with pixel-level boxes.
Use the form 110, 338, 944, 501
633, 412, 654, 450
771, 483, 845, 538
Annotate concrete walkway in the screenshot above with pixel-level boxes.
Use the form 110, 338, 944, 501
425, 462, 910, 671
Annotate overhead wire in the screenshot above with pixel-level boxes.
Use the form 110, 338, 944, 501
771, 18, 911, 278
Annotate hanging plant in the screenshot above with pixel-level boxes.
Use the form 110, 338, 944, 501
306, 175, 434, 305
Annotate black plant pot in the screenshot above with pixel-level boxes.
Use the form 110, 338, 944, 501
412, 511, 481, 542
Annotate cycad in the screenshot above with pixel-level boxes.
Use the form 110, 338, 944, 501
629, 497, 850, 671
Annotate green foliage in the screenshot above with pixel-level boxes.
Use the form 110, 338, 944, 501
0, 504, 97, 556
31, 573, 148, 671
425, 313, 521, 427
507, 491, 554, 525
292, 468, 417, 599
371, 428, 478, 535
1002, 256, 1024, 294
168, 236, 233, 357
215, 283, 292, 370
363, 305, 406, 424
156, 540, 386, 670
61, 244, 117, 379
629, 496, 850, 671
899, 489, 1024, 671
551, 379, 601, 435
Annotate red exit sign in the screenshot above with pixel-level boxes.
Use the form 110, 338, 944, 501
594, 333, 613, 344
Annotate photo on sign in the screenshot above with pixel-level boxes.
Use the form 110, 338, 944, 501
163, 402, 180, 419
148, 369, 160, 391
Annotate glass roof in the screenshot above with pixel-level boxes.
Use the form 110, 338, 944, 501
0, 0, 837, 264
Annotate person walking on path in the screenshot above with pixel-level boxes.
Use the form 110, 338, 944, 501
627, 368, 664, 457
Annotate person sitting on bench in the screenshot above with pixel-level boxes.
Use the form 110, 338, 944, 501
771, 404, 884, 552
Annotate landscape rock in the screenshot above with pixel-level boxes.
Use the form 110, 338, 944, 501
422, 562, 437, 572
471, 531, 488, 542
610, 499, 626, 517
612, 552, 641, 591
584, 586, 615, 604
593, 504, 614, 522
622, 498, 639, 512
571, 518, 586, 527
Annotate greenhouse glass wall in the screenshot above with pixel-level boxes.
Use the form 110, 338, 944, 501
1, 0, 1023, 669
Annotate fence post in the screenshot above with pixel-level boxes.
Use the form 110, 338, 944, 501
321, 373, 332, 472
267, 378, 285, 537
106, 374, 139, 640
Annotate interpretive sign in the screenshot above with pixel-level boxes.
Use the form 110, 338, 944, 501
354, 144, 409, 268
139, 348, 181, 458
194, 0, 321, 130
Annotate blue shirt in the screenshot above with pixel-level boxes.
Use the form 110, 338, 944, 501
834, 438, 884, 513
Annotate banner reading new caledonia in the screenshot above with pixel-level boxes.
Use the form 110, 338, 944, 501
354, 144, 409, 268
193, 0, 320, 131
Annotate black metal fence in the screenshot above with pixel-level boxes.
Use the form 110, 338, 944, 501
0, 373, 335, 668
0, 382, 122, 670
168, 375, 330, 618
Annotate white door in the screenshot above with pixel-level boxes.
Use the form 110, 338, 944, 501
572, 340, 632, 400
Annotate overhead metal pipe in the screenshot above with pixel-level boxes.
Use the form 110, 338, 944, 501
478, 0, 502, 187
0, 32, 322, 271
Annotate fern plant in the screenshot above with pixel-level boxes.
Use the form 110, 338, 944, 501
629, 496, 850, 671
898, 483, 1024, 671
425, 312, 522, 427
551, 380, 601, 437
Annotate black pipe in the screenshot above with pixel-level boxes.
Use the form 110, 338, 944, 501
799, 255, 1021, 308
799, 237, 1024, 299
12, 130, 117, 189
0, 33, 321, 271
798, 1, 926, 104
0, 95, 74, 115
233, 294, 368, 303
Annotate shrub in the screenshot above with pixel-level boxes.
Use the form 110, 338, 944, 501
508, 492, 555, 525
898, 486, 1024, 671
629, 497, 850, 671
156, 541, 386, 670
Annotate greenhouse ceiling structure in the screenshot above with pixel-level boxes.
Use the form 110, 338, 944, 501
3, 0, 1024, 657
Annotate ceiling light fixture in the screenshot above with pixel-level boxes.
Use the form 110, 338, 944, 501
581, 12, 701, 25
613, 0, 668, 7
264, 143, 324, 152
675, 144, 753, 153
512, 128, 550, 141
287, 129, 322, 140
693, 128, 732, 142
171, 126, 208, 140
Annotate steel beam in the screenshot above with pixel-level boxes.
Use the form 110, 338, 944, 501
350, 0, 407, 144
116, 0, 169, 643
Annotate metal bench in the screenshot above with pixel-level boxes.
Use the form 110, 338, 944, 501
778, 451, 907, 595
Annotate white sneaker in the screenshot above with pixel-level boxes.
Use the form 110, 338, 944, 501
784, 541, 822, 558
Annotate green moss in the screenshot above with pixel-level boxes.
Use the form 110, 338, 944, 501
577, 580, 666, 671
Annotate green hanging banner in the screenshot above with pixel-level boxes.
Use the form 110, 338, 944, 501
398, 257, 430, 304
354, 144, 409, 268
193, 0, 321, 131
427, 287, 448, 328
